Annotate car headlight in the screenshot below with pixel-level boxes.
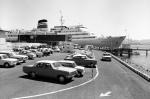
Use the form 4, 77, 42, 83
11, 61, 15, 64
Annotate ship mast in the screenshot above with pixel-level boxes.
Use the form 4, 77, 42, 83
60, 11, 65, 26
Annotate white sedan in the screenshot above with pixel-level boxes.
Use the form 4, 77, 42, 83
101, 53, 112, 61
58, 60, 85, 77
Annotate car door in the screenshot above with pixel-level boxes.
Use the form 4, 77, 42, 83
82, 56, 91, 66
61, 62, 73, 68
80, 56, 87, 66
73, 56, 82, 65
37, 63, 55, 78
0, 56, 3, 65
35, 62, 44, 76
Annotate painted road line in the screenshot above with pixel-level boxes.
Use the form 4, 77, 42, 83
99, 91, 112, 97
12, 65, 99, 99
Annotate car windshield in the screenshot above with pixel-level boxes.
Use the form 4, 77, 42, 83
72, 63, 76, 67
81, 56, 87, 59
10, 52, 16, 56
53, 62, 62, 68
2, 55, 9, 59
65, 56, 72, 59
103, 53, 110, 56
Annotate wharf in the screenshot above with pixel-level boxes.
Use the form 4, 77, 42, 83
112, 53, 150, 81
101, 47, 150, 57
101, 48, 132, 57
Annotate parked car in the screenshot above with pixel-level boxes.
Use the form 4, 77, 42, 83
19, 50, 36, 60
64, 54, 97, 67
81, 50, 95, 59
58, 60, 85, 77
11, 52, 28, 63
47, 48, 54, 54
101, 52, 112, 61
53, 47, 60, 52
23, 60, 77, 83
0, 54, 18, 67
0, 51, 24, 64
29, 49, 43, 58
40, 48, 51, 56
13, 47, 24, 52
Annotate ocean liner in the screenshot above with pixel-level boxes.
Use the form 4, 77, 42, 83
5, 16, 125, 49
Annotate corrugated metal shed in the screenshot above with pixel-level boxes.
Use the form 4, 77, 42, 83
0, 30, 7, 38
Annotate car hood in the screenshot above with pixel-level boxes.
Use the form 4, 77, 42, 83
103, 56, 111, 58
75, 66, 85, 70
28, 53, 36, 56
57, 67, 76, 73
14, 55, 28, 58
3, 58, 18, 62
10, 56, 21, 59
24, 65, 34, 67
86, 58, 96, 61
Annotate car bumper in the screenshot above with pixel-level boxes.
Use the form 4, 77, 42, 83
102, 58, 111, 61
66, 73, 76, 79
77, 69, 85, 75
23, 57, 28, 62
28, 56, 34, 59
10, 62, 17, 66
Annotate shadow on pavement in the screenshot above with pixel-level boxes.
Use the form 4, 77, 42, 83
84, 65, 96, 68
19, 75, 73, 85
0, 66, 15, 68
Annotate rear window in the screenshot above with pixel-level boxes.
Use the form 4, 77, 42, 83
53, 62, 62, 68
103, 53, 110, 56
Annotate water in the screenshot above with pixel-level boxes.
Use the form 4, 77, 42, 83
128, 44, 150, 69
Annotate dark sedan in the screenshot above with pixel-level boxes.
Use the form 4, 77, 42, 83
64, 54, 97, 68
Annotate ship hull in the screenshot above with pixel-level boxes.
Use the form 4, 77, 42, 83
72, 36, 126, 49
6, 33, 125, 49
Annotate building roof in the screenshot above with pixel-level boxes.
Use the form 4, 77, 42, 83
0, 29, 8, 38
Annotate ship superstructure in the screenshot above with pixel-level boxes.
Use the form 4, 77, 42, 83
50, 25, 96, 40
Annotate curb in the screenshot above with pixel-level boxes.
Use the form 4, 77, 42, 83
112, 54, 150, 81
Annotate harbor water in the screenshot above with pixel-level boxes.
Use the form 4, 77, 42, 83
128, 44, 150, 69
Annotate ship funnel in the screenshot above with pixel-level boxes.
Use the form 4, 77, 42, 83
37, 19, 48, 31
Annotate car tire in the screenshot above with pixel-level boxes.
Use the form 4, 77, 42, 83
78, 72, 83, 77
58, 75, 66, 83
29, 72, 36, 78
90, 63, 94, 68
23, 60, 26, 63
4, 63, 10, 68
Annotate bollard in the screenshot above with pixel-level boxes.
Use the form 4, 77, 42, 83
146, 50, 148, 56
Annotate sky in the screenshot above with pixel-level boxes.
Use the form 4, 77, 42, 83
0, 0, 150, 40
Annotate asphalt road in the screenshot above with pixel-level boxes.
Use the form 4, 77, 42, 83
0, 50, 150, 99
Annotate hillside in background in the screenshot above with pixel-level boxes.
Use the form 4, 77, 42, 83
122, 39, 150, 45
139, 39, 150, 44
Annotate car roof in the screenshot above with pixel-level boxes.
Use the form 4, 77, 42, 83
0, 51, 11, 53
58, 60, 75, 63
103, 53, 110, 55
0, 54, 7, 56
36, 60, 57, 64
73, 54, 86, 57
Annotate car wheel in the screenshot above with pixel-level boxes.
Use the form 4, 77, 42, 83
29, 72, 36, 78
23, 60, 26, 63
58, 75, 66, 83
90, 63, 94, 68
4, 63, 10, 68
78, 72, 83, 77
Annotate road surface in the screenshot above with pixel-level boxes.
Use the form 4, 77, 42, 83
0, 50, 150, 99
